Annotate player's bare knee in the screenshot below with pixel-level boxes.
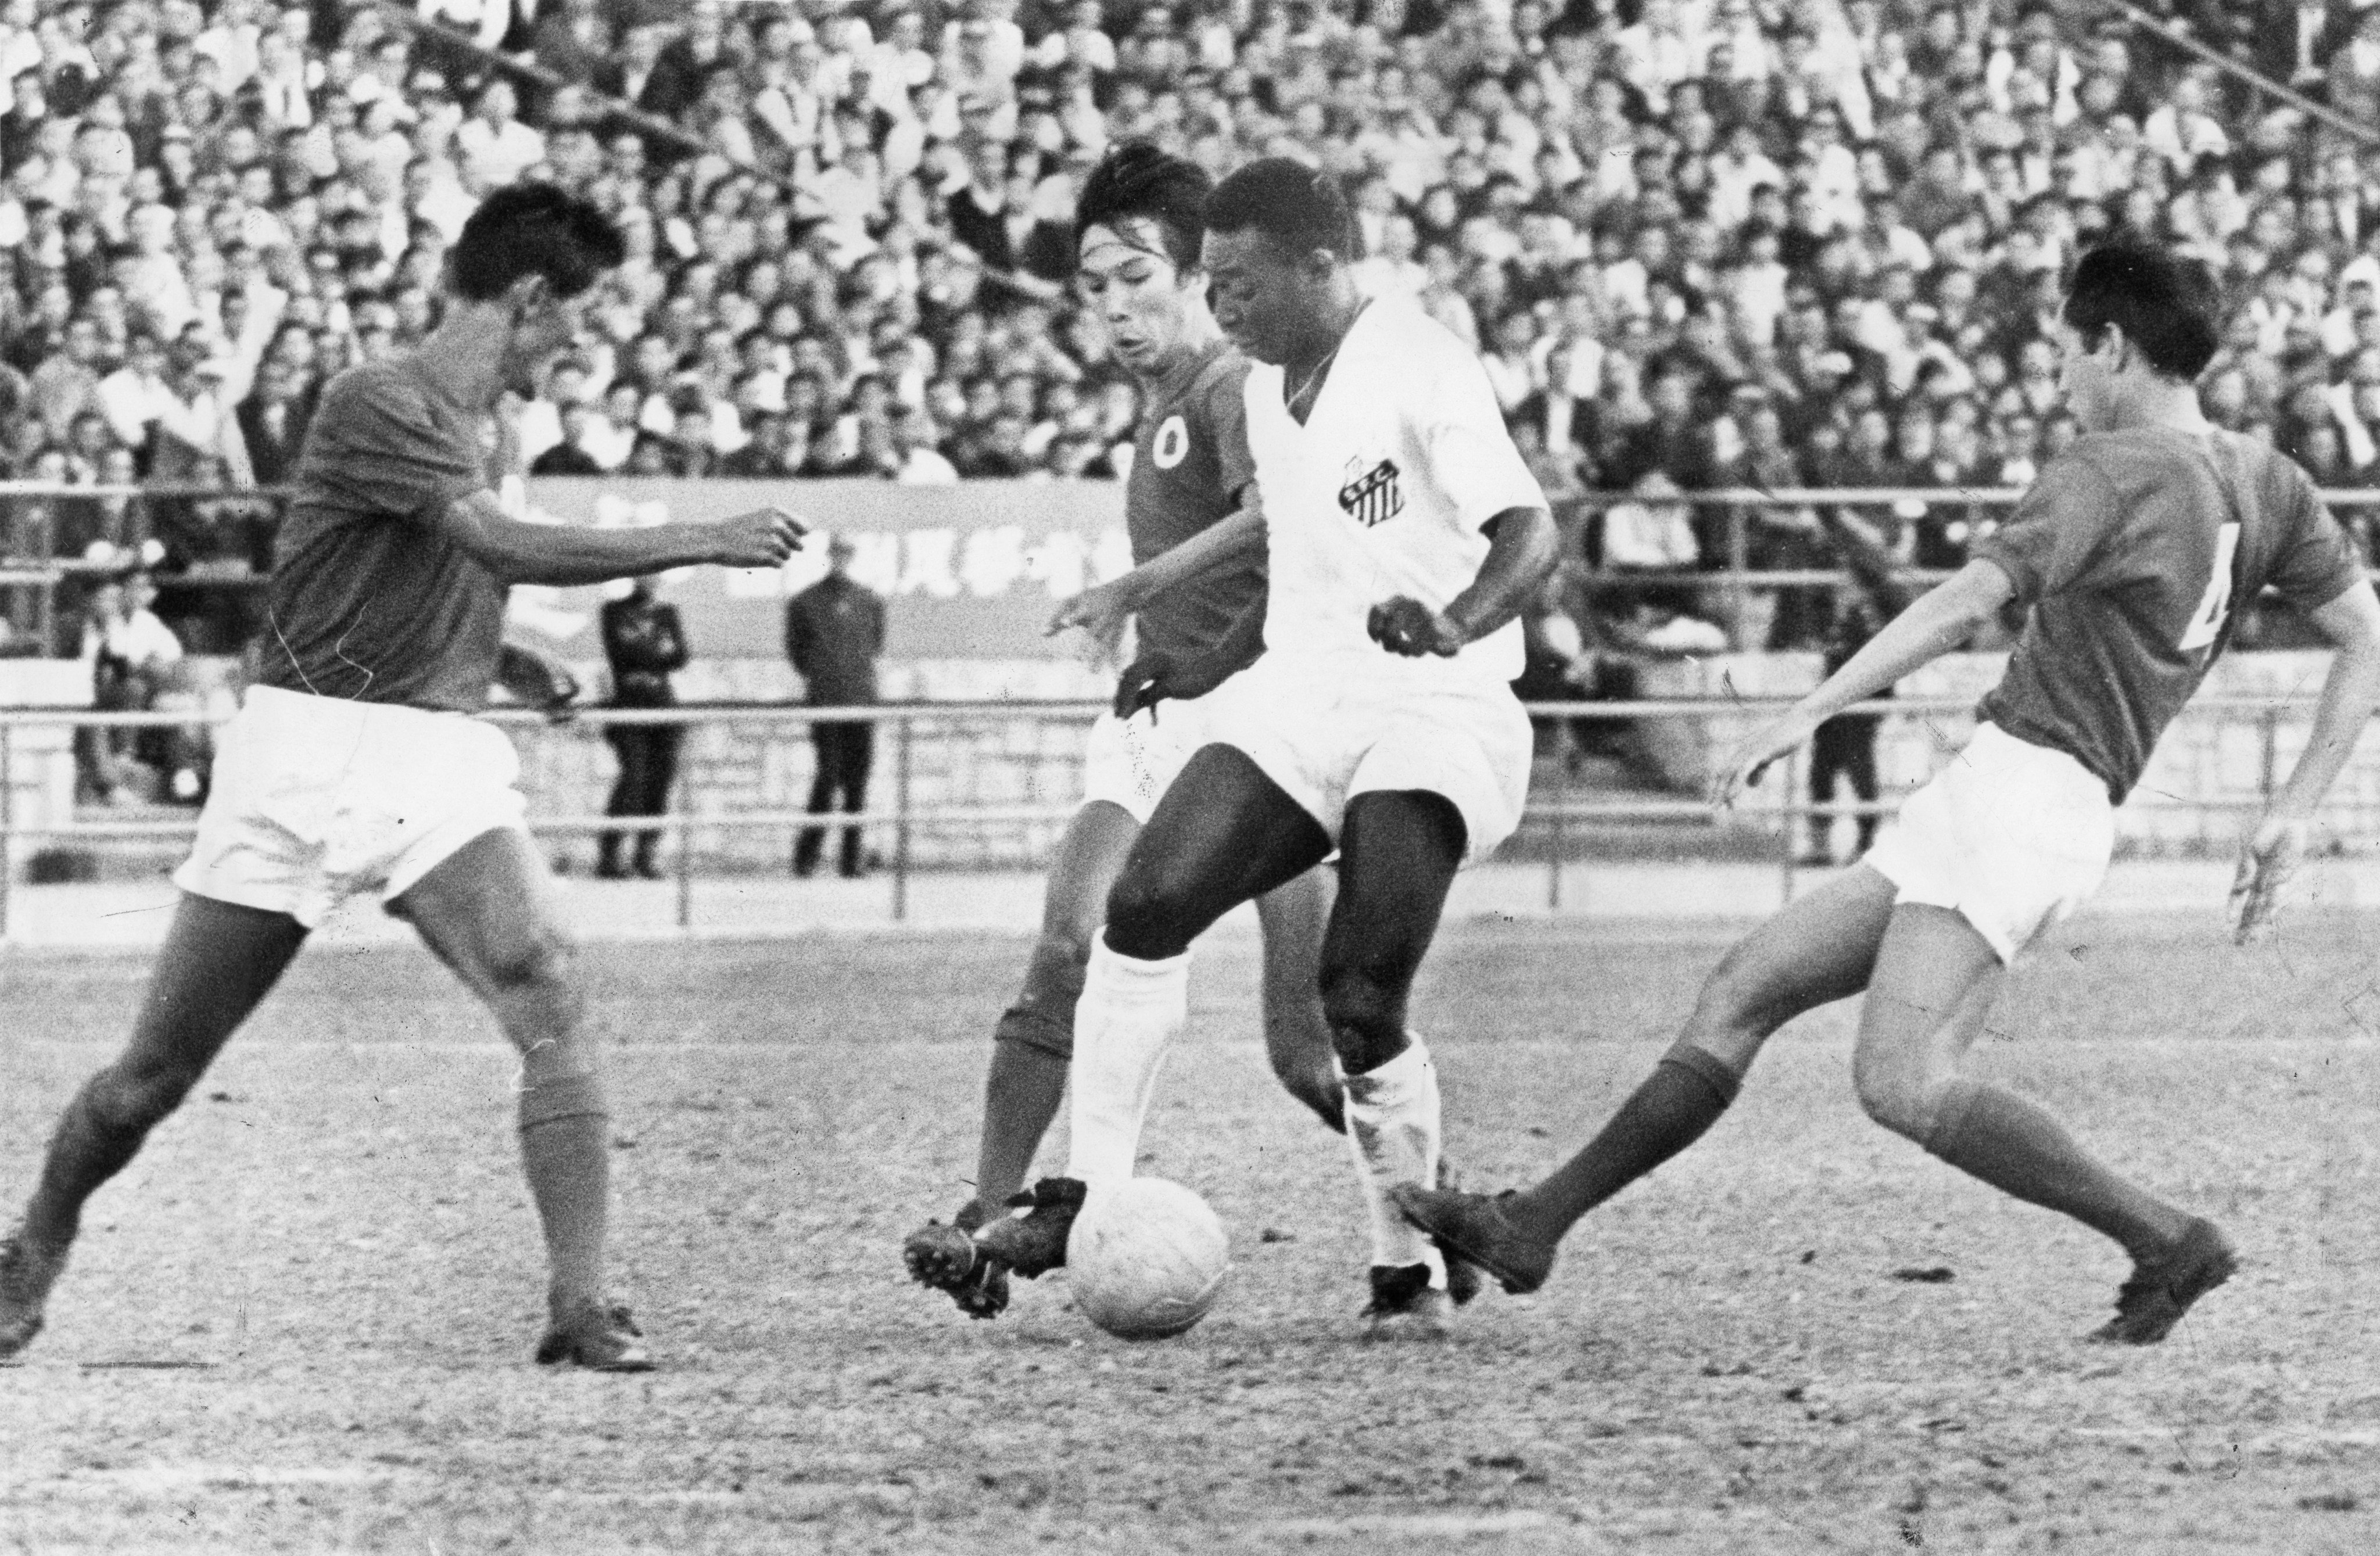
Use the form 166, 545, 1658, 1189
1319, 965, 1406, 1071
1101, 874, 1191, 960
1021, 928, 1094, 1005
481, 924, 578, 998
1686, 957, 1783, 1056
1851, 1046, 1937, 1142
93, 1056, 205, 1131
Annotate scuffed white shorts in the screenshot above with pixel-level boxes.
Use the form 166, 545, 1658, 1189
1081, 694, 1215, 825
1196, 653, 1532, 867
1865, 721, 2114, 963
174, 686, 529, 928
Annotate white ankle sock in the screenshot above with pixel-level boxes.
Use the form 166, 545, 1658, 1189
1063, 938, 1189, 1187
1339, 1038, 1445, 1285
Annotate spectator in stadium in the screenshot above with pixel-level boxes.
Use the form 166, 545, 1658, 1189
0, 0, 2370, 677
785, 531, 884, 879
596, 574, 689, 881
1802, 510, 1915, 867
232, 356, 314, 486
527, 396, 606, 475
74, 569, 181, 807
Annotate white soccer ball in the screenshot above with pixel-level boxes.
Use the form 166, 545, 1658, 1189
1067, 1178, 1230, 1340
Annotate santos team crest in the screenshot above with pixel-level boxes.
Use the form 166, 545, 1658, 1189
1338, 456, 1404, 527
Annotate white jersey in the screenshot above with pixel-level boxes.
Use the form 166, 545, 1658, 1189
1242, 293, 1549, 688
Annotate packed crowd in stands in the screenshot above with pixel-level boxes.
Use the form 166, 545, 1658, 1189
0, 0, 2375, 667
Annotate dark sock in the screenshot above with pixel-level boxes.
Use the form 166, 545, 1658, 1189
1923, 1080, 2187, 1261
23, 1075, 156, 1250
519, 1074, 612, 1307
974, 1009, 1071, 1215
1506, 1046, 1741, 1242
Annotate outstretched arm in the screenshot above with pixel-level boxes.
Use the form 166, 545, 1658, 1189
1046, 501, 1265, 652
427, 490, 805, 587
1710, 557, 2015, 808
2231, 581, 2380, 942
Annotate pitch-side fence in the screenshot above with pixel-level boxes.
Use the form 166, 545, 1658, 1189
10, 485, 2380, 658
0, 693, 2330, 939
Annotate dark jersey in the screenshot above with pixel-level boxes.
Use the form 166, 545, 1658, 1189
1126, 340, 1266, 666
1973, 426, 2365, 802
256, 356, 506, 712
785, 573, 886, 706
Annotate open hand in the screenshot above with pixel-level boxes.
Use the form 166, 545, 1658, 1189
712, 507, 806, 568
1048, 578, 1132, 664
1368, 596, 1464, 658
2228, 815, 2307, 945
1113, 648, 1230, 721
1707, 709, 1821, 811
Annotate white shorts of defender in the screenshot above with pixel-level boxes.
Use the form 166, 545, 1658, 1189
1195, 652, 1533, 867
174, 685, 531, 928
1863, 720, 2115, 963
1080, 693, 1217, 826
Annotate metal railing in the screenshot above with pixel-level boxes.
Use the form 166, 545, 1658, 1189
0, 692, 2330, 938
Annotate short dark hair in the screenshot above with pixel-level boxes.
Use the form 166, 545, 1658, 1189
1203, 157, 1361, 263
1073, 142, 1212, 272
446, 182, 626, 304
2063, 239, 2221, 379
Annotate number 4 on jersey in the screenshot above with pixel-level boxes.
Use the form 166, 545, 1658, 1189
2177, 522, 2241, 652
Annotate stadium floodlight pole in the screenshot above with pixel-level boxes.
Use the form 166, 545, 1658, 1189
2090, 0, 2380, 150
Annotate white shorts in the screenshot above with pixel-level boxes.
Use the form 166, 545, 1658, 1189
1081, 695, 1213, 825
174, 686, 530, 928
1196, 654, 1532, 867
1865, 721, 2114, 963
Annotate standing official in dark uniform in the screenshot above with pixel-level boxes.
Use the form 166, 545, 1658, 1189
1805, 511, 1914, 865
786, 533, 886, 877
596, 575, 689, 880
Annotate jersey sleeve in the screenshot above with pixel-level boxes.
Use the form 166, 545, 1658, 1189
1969, 450, 2123, 603
1199, 357, 1257, 507
1420, 342, 1547, 532
302, 368, 486, 524
2263, 471, 2366, 611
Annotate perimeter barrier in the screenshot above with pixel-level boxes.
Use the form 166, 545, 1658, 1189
0, 692, 2338, 940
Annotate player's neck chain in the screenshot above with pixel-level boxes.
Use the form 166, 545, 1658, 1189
1285, 340, 1344, 419
1285, 302, 1368, 421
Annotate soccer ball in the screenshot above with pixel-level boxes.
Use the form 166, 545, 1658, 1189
1067, 1178, 1230, 1340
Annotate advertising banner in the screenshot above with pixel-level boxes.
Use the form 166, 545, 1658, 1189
512, 478, 1133, 660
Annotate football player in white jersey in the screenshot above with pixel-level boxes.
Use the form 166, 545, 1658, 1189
901, 145, 1349, 1322
958, 159, 1560, 1333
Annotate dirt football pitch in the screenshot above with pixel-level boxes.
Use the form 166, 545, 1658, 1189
5, 906, 2380, 1554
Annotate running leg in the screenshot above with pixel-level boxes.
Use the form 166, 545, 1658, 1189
970, 800, 1139, 1218
393, 829, 650, 1370
1070, 747, 1327, 1184
2, 895, 307, 1357
1395, 865, 1898, 1293
969, 749, 1327, 1283
1852, 904, 2229, 1343
1320, 792, 1465, 1317
1252, 866, 1342, 1131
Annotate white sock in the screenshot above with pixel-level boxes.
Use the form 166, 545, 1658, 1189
1339, 1038, 1445, 1285
1063, 938, 1189, 1187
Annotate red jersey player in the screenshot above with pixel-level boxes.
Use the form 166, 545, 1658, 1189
1399, 238, 2380, 1344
